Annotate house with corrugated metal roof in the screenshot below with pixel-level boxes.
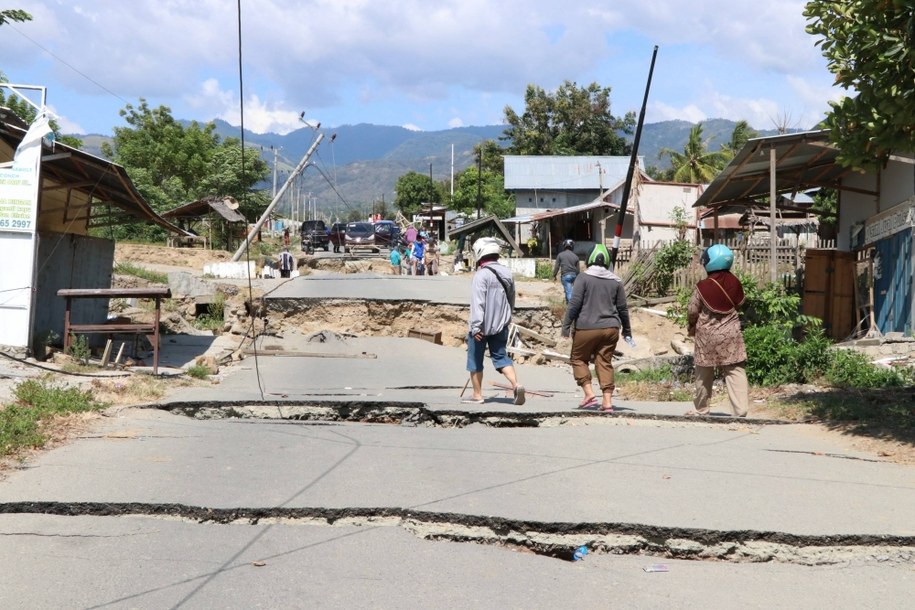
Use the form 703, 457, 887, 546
502, 155, 704, 256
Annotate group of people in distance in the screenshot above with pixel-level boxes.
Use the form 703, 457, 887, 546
389, 233, 440, 276
469, 237, 748, 418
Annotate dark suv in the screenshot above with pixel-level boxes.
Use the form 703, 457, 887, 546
300, 220, 329, 253
373, 220, 401, 249
329, 222, 346, 253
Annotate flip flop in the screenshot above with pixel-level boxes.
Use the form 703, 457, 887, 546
683, 409, 705, 417
598, 405, 614, 414
577, 397, 600, 409
461, 397, 485, 404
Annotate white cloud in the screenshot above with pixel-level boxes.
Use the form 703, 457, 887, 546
448, 117, 464, 128
402, 124, 422, 132
651, 102, 707, 124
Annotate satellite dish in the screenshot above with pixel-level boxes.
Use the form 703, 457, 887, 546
224, 196, 240, 210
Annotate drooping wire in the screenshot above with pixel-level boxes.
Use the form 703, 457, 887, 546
236, 0, 265, 400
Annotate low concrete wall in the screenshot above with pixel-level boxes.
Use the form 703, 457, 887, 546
505, 258, 536, 278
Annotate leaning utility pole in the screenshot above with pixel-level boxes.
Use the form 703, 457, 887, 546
232, 133, 324, 261
611, 45, 658, 267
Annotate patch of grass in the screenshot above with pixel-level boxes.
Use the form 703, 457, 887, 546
616, 364, 692, 401
66, 334, 91, 365
185, 364, 211, 379
114, 261, 168, 284
87, 375, 174, 405
1, 377, 107, 457
768, 386, 915, 429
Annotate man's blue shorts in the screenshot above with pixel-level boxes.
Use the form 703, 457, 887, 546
466, 326, 513, 372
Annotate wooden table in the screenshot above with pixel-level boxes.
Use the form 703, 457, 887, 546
57, 287, 172, 374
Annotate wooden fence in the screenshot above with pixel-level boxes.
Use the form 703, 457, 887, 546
613, 237, 836, 297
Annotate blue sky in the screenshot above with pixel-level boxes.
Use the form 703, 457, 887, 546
1, 0, 841, 137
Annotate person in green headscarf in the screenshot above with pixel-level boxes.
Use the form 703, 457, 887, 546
561, 244, 633, 412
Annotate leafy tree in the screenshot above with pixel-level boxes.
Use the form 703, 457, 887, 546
658, 123, 726, 183
0, 9, 31, 25
503, 81, 635, 156
393, 171, 436, 217
101, 99, 269, 239
804, 1, 915, 168
451, 166, 515, 219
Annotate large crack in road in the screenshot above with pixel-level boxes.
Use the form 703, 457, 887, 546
155, 400, 792, 428
1, 501, 913, 566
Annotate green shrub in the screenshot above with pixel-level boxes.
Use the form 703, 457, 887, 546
825, 349, 914, 389
185, 364, 211, 379
66, 334, 91, 364
743, 325, 832, 386
653, 239, 696, 295
535, 261, 553, 280
1, 378, 105, 456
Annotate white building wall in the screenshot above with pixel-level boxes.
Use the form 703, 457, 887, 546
838, 159, 915, 251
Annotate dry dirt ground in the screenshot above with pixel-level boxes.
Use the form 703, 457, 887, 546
2, 242, 913, 468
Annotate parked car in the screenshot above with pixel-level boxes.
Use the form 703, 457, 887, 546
373, 220, 401, 249
329, 222, 346, 253
344, 221, 378, 254
300, 220, 329, 253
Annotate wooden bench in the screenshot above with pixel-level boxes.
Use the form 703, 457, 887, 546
57, 287, 172, 374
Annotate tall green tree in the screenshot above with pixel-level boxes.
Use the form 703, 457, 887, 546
804, 1, 915, 168
101, 99, 268, 238
450, 139, 514, 218
658, 123, 726, 183
393, 171, 436, 218
503, 81, 635, 156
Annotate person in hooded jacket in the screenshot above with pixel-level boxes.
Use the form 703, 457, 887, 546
685, 244, 748, 417
561, 244, 632, 412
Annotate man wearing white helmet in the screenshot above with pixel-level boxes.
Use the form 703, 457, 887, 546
685, 244, 748, 417
464, 237, 525, 405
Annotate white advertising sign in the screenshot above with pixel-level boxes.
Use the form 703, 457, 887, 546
0, 114, 51, 348
864, 197, 915, 245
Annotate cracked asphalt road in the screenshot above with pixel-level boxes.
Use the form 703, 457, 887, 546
2, 274, 915, 608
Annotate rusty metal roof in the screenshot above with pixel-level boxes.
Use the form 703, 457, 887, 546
694, 130, 863, 209
0, 118, 186, 234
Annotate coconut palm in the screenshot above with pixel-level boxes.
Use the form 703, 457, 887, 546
659, 123, 727, 184
720, 120, 758, 160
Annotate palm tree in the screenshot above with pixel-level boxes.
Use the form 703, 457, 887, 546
659, 123, 726, 183
719, 120, 759, 162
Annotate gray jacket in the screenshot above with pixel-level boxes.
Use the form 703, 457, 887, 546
552, 249, 580, 278
561, 266, 631, 336
469, 262, 514, 336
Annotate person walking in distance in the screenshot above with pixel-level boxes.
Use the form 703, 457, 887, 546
464, 237, 525, 406
685, 244, 749, 418
278, 247, 295, 279
553, 239, 581, 303
389, 245, 402, 275
561, 244, 633, 412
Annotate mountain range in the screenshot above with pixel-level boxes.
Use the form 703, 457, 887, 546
78, 118, 788, 219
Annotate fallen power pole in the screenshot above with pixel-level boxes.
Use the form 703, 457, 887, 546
231, 132, 325, 262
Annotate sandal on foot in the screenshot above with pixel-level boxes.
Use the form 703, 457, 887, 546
577, 397, 600, 409
683, 409, 705, 417
461, 397, 485, 404
598, 405, 614, 413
